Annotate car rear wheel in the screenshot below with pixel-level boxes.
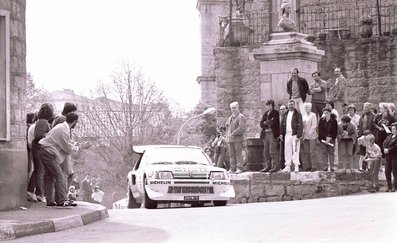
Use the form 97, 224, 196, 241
127, 188, 141, 209
144, 177, 158, 209
213, 200, 227, 206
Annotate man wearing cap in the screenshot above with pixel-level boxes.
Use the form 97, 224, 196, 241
329, 67, 348, 116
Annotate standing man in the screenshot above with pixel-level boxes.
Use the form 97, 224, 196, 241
280, 100, 303, 172
309, 71, 328, 119
39, 112, 89, 207
287, 68, 309, 114
82, 174, 92, 202
226, 102, 247, 174
329, 67, 348, 116
259, 100, 280, 173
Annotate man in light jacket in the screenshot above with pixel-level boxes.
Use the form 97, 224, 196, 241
39, 112, 89, 207
226, 102, 247, 174
329, 67, 348, 116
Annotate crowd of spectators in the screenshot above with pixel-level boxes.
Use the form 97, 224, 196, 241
206, 67, 397, 193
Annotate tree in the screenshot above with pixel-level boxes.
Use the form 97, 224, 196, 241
26, 73, 50, 112
77, 62, 181, 193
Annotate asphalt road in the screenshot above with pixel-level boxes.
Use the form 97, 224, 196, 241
11, 192, 397, 243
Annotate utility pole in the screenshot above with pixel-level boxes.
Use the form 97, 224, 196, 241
376, 0, 381, 36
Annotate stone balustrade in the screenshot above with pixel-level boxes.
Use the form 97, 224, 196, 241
229, 170, 386, 204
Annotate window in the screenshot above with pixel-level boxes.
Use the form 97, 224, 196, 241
0, 10, 10, 141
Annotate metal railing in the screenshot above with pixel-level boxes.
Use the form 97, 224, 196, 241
218, 3, 397, 47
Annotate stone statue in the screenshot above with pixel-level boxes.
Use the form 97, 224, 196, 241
278, 0, 295, 32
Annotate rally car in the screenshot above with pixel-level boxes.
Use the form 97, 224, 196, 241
127, 145, 235, 209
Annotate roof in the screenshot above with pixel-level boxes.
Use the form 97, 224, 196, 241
132, 145, 202, 154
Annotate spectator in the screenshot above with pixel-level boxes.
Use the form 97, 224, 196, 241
27, 103, 54, 203
286, 68, 309, 114
259, 100, 280, 173
357, 102, 376, 170
70, 175, 80, 193
382, 122, 397, 192
280, 100, 303, 172
363, 134, 382, 193
373, 102, 396, 157
204, 147, 214, 164
357, 130, 372, 172
225, 102, 247, 174
26, 112, 37, 182
302, 102, 318, 171
212, 125, 229, 170
323, 99, 339, 122
52, 102, 78, 189
39, 112, 89, 207
309, 71, 327, 119
337, 115, 357, 173
271, 104, 287, 172
329, 67, 348, 116
347, 104, 360, 168
91, 185, 105, 204
82, 174, 92, 202
67, 185, 78, 201
389, 103, 397, 121
318, 108, 338, 172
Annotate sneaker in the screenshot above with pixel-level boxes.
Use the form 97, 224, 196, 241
282, 167, 290, 172
27, 191, 38, 202
57, 201, 77, 207
235, 169, 242, 174
46, 201, 57, 207
227, 170, 235, 174
36, 195, 47, 203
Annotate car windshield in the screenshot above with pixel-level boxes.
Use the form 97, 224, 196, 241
143, 148, 211, 166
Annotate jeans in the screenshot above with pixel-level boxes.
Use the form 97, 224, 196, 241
263, 132, 278, 169
228, 141, 243, 172
385, 157, 397, 190
291, 97, 305, 114
284, 133, 300, 167
339, 139, 354, 169
303, 139, 317, 170
28, 142, 45, 197
215, 147, 229, 170
39, 148, 68, 204
321, 140, 335, 169
368, 158, 381, 188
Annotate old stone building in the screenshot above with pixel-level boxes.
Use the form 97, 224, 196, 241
0, 0, 27, 210
196, 0, 397, 137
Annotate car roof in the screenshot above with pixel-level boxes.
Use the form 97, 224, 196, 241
132, 145, 203, 154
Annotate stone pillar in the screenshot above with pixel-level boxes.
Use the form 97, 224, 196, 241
253, 32, 325, 105
0, 0, 27, 211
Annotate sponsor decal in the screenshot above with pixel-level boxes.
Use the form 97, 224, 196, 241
212, 181, 230, 185
150, 181, 171, 185
167, 186, 214, 194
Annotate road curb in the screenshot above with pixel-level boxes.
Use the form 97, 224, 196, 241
0, 205, 108, 241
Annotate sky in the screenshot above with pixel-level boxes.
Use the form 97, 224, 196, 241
25, 0, 202, 112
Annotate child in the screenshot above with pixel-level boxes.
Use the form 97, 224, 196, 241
357, 130, 371, 171
363, 134, 382, 193
67, 185, 78, 201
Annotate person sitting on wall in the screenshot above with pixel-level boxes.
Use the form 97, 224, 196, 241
278, 0, 295, 32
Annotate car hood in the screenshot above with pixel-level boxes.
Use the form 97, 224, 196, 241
146, 164, 224, 172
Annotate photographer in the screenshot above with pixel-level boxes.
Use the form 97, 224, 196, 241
212, 125, 229, 170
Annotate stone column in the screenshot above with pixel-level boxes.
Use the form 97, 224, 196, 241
253, 32, 325, 105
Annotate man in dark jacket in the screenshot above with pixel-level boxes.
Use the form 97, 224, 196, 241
318, 108, 338, 171
280, 100, 303, 172
287, 68, 309, 114
259, 100, 280, 172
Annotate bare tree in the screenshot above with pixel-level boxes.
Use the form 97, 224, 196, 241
26, 73, 50, 112
78, 62, 180, 192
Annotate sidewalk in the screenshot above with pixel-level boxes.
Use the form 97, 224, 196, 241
0, 201, 108, 241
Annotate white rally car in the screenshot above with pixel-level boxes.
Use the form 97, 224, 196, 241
127, 145, 235, 209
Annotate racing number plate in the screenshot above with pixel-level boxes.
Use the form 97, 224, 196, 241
184, 196, 199, 201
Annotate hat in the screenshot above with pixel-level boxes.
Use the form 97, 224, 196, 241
281, 0, 291, 9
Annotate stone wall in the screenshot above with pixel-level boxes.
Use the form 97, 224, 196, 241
315, 36, 397, 111
0, 0, 27, 211
229, 171, 383, 204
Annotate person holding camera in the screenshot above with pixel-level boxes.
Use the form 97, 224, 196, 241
212, 125, 229, 170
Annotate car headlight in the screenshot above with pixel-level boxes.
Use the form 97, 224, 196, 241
156, 171, 173, 179
209, 171, 227, 180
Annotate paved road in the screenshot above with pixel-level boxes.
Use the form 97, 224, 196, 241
11, 193, 397, 243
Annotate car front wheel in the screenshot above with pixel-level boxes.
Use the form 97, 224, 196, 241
144, 178, 158, 209
127, 188, 141, 209
213, 200, 227, 206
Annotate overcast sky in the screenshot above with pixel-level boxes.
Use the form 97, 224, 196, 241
25, 0, 202, 111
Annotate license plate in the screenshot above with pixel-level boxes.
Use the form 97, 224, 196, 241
184, 196, 199, 201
